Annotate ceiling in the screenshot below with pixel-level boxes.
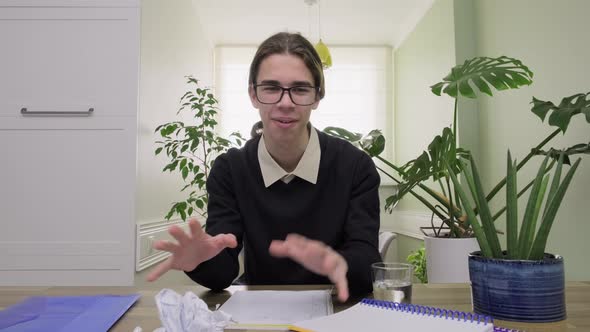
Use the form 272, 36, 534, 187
192, 0, 435, 47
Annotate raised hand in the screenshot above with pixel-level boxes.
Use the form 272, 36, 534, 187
146, 218, 237, 282
269, 234, 349, 302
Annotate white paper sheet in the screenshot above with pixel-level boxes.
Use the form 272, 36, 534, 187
219, 290, 333, 325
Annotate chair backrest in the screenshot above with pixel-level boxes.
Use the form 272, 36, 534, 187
378, 231, 397, 261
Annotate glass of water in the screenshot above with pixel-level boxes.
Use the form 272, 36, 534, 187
371, 262, 413, 303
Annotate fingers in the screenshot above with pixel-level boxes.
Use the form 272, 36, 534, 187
325, 254, 349, 302
211, 233, 238, 249
268, 240, 288, 257
169, 225, 192, 246
188, 218, 204, 238
146, 256, 173, 282
169, 218, 206, 246
334, 275, 349, 302
153, 240, 180, 253
269, 234, 311, 259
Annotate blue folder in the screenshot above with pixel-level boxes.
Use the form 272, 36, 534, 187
0, 293, 140, 332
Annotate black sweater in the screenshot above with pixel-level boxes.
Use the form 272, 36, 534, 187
185, 130, 381, 296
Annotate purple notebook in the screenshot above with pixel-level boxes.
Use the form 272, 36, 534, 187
0, 293, 140, 332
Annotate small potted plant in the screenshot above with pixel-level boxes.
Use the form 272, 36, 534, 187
448, 149, 581, 322
406, 246, 428, 284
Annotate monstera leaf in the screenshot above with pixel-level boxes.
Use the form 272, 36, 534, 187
531, 92, 590, 133
323, 127, 363, 144
430, 56, 533, 99
323, 127, 385, 157
359, 129, 386, 157
400, 127, 470, 181
534, 143, 590, 165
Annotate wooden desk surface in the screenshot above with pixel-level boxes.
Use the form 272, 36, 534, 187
1, 282, 589, 332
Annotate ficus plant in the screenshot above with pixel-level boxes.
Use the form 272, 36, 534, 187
325, 56, 590, 238
155, 77, 245, 221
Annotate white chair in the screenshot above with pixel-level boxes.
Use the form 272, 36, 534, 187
379, 185, 399, 260
378, 231, 397, 261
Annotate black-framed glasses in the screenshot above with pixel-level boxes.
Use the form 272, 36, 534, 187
253, 84, 318, 106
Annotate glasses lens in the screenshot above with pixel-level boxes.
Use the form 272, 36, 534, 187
255, 85, 282, 104
289, 86, 316, 105
255, 85, 316, 106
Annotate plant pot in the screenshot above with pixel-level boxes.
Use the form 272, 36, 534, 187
468, 251, 566, 323
424, 236, 479, 283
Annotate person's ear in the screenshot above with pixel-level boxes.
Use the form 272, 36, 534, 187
311, 97, 320, 110
248, 85, 259, 109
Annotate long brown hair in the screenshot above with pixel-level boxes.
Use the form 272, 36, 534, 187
248, 32, 325, 100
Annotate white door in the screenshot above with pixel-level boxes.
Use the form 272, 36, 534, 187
0, 2, 139, 285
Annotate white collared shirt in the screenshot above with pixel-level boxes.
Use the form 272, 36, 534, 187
258, 126, 321, 187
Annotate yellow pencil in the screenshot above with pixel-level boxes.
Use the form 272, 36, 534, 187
287, 325, 315, 332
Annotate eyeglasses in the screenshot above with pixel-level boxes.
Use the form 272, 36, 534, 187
253, 84, 318, 106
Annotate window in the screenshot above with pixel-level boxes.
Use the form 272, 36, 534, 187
214, 45, 393, 162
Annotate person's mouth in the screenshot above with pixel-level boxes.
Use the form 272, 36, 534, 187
273, 118, 296, 124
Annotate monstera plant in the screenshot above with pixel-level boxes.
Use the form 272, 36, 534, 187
326, 56, 590, 238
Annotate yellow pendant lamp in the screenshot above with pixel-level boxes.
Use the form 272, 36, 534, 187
305, 0, 332, 69
315, 39, 332, 69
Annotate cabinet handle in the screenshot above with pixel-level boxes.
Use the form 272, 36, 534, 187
21, 108, 94, 115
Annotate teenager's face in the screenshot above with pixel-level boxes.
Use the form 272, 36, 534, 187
249, 53, 320, 146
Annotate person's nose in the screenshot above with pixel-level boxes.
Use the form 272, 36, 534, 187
276, 89, 295, 108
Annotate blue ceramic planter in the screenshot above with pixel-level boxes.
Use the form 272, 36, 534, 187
468, 251, 566, 323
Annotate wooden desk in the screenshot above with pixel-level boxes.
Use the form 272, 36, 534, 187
1, 282, 589, 331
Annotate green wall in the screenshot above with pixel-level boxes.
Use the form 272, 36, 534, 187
393, 0, 456, 211
474, 0, 590, 280
391, 0, 590, 280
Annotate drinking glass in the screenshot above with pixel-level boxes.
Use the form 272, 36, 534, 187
371, 262, 413, 303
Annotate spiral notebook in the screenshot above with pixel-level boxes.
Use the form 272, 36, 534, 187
291, 299, 516, 332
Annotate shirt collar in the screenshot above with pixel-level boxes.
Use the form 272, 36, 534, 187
258, 125, 321, 187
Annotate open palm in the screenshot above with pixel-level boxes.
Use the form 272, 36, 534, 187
146, 218, 237, 282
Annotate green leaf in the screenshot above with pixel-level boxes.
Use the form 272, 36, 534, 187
164, 208, 174, 220
155, 147, 163, 155
398, 127, 470, 204
517, 155, 550, 258
446, 159, 494, 257
359, 130, 385, 157
186, 76, 199, 85
323, 127, 363, 142
195, 199, 204, 209
468, 156, 503, 258
430, 56, 533, 99
181, 167, 189, 180
430, 82, 444, 96
471, 76, 493, 96
531, 92, 590, 133
543, 153, 564, 219
385, 195, 399, 213
505, 151, 518, 259
529, 158, 581, 259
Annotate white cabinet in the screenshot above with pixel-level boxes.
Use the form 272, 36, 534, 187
0, 1, 139, 285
